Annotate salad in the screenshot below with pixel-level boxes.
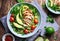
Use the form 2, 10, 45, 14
9, 3, 40, 34
48, 0, 60, 11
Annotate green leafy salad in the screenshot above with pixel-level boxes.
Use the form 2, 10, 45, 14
10, 3, 40, 34
48, 0, 60, 11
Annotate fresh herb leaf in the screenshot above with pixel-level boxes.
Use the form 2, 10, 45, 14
17, 0, 24, 3
10, 5, 20, 15
46, 15, 54, 23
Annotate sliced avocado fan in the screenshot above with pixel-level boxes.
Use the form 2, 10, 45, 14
16, 14, 27, 26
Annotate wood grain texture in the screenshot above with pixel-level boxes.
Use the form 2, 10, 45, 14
0, 0, 2, 9
0, 0, 17, 17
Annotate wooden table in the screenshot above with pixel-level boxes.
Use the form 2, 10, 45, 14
0, 0, 60, 41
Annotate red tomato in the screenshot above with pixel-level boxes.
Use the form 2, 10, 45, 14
24, 29, 29, 34
30, 30, 34, 32
11, 14, 14, 17
31, 25, 36, 30
34, 18, 38, 24
10, 17, 14, 22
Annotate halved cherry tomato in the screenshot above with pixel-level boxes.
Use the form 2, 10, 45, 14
31, 25, 36, 30
11, 14, 14, 17
24, 29, 29, 34
34, 18, 38, 24
10, 17, 14, 22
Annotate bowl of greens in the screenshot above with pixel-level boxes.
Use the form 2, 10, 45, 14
7, 3, 41, 38
46, 0, 60, 14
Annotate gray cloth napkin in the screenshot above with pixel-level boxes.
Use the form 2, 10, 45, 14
0, 16, 41, 41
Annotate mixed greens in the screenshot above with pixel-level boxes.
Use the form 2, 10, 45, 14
48, 0, 60, 11
10, 3, 40, 34
46, 15, 54, 23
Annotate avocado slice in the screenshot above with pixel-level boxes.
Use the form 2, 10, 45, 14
16, 14, 27, 26
50, 0, 53, 7
13, 22, 24, 29
35, 37, 44, 41
19, 9, 22, 19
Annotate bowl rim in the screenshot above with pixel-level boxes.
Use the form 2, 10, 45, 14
2, 33, 15, 41
46, 0, 60, 14
7, 3, 41, 38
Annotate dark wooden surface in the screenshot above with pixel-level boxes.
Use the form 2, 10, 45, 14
0, 0, 60, 41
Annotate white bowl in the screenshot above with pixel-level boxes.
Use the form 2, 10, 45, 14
7, 3, 41, 38
46, 0, 60, 14
2, 33, 15, 41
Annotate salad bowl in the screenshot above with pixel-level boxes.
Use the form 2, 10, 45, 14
7, 1, 41, 38
46, 0, 60, 14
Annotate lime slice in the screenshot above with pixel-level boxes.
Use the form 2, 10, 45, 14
35, 37, 44, 41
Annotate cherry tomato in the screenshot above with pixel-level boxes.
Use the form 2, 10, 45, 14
30, 30, 34, 32
10, 17, 14, 22
31, 25, 36, 30
24, 29, 29, 34
34, 18, 38, 24
11, 14, 14, 17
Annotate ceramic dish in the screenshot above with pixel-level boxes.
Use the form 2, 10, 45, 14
7, 2, 41, 38
46, 0, 60, 14
2, 33, 15, 41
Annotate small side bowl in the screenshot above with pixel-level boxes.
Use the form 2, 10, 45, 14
46, 0, 60, 14
2, 33, 15, 41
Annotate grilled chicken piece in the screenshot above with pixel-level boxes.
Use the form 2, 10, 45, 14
54, 0, 60, 6
23, 18, 31, 25
23, 9, 34, 25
